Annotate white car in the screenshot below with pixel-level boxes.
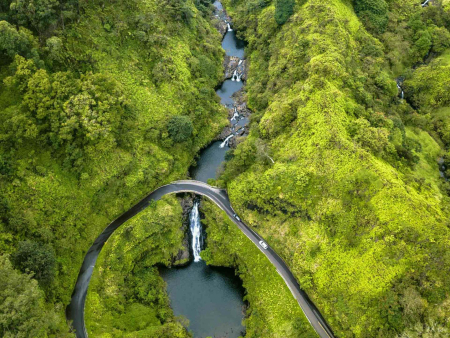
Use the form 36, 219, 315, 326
259, 240, 268, 250
233, 214, 241, 222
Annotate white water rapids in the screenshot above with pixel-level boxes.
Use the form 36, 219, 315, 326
190, 200, 203, 262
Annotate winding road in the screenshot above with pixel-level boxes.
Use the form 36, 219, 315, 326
66, 180, 335, 338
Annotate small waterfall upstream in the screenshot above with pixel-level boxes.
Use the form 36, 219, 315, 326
231, 107, 239, 121
396, 78, 405, 100
190, 200, 203, 262
220, 134, 234, 148
397, 83, 404, 99
231, 69, 242, 82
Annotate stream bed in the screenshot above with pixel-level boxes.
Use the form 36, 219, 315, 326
159, 2, 249, 337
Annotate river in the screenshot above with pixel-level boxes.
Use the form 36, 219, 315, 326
159, 2, 249, 337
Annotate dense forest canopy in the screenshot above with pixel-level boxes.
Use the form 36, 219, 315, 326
1, 0, 450, 337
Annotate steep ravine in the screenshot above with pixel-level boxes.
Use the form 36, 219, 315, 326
159, 2, 251, 337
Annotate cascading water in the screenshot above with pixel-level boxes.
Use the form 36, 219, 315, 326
232, 69, 241, 81
397, 83, 404, 99
421, 0, 430, 7
231, 107, 239, 121
160, 2, 246, 337
220, 134, 234, 148
190, 200, 203, 262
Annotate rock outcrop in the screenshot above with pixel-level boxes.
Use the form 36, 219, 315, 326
172, 195, 195, 266
224, 56, 248, 81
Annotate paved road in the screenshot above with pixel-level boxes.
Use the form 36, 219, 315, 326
66, 180, 335, 338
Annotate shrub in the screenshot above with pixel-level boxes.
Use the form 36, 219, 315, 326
353, 0, 389, 34
11, 241, 56, 287
275, 0, 295, 25
167, 115, 193, 143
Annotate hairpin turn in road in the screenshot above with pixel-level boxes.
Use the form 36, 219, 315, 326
66, 180, 335, 338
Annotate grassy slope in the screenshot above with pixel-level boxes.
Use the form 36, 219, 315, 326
209, 0, 450, 336
85, 195, 191, 337
201, 200, 317, 338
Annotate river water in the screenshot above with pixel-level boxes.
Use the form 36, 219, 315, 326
159, 2, 248, 337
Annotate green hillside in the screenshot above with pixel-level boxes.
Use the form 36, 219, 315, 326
212, 0, 450, 336
0, 0, 225, 336
1, 0, 450, 337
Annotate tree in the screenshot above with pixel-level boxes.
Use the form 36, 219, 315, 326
353, 0, 389, 33
9, 0, 60, 34
0, 255, 71, 338
431, 26, 450, 54
11, 240, 56, 287
194, 0, 214, 16
161, 0, 193, 25
275, 0, 295, 25
0, 20, 36, 60
167, 115, 193, 143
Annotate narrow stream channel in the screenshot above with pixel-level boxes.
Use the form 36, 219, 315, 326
159, 2, 249, 337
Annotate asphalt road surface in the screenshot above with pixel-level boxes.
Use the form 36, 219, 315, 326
66, 180, 335, 338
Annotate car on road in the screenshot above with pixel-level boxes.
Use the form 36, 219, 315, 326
233, 214, 241, 221
259, 240, 268, 249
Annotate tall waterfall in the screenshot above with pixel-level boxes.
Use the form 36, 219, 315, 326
190, 200, 203, 262
227, 23, 232, 31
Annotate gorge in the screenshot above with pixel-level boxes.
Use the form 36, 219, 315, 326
159, 2, 251, 337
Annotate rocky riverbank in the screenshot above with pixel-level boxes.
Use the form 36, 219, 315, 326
172, 195, 195, 266
212, 5, 251, 149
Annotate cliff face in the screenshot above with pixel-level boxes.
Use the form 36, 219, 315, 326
214, 0, 450, 336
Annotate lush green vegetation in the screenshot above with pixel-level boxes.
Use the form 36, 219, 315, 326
215, 0, 450, 336
201, 199, 317, 337
274, 0, 295, 25
0, 0, 225, 336
2, 0, 450, 336
85, 195, 192, 337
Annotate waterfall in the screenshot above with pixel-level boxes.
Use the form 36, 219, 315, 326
397, 82, 404, 99
232, 69, 242, 82
190, 200, 203, 262
227, 23, 232, 31
421, 0, 430, 7
238, 60, 243, 66
231, 107, 239, 121
220, 134, 234, 148
232, 69, 238, 81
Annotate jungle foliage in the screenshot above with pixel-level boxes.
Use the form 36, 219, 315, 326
217, 0, 450, 336
85, 196, 192, 337
0, 0, 225, 336
1, 0, 450, 337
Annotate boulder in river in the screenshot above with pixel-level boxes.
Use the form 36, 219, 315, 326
214, 18, 228, 36
214, 125, 233, 141
224, 56, 241, 79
